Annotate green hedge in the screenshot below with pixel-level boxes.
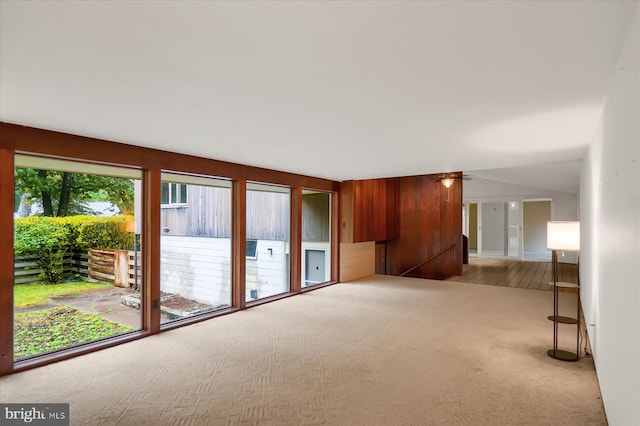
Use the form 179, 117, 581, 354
14, 215, 134, 283
65, 215, 134, 250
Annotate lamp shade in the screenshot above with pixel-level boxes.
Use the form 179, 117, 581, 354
547, 221, 580, 251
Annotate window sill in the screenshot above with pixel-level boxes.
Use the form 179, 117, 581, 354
160, 204, 188, 209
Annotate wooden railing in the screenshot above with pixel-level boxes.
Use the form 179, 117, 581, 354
399, 243, 457, 277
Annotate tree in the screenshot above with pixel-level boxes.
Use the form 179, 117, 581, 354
15, 168, 135, 217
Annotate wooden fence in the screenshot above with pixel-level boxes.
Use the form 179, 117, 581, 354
88, 249, 141, 288
14, 249, 141, 287
124, 250, 142, 288
14, 251, 88, 284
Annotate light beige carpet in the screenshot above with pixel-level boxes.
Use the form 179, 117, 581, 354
0, 275, 606, 425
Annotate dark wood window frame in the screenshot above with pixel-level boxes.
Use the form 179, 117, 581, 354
300, 189, 335, 290
0, 122, 339, 376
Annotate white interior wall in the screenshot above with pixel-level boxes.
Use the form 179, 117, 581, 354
480, 202, 505, 255
580, 7, 640, 424
464, 178, 579, 262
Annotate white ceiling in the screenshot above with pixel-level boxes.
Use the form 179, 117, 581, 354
1, 1, 637, 183
466, 161, 583, 195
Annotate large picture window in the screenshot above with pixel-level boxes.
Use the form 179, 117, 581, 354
246, 182, 291, 301
0, 124, 337, 376
302, 190, 331, 287
13, 154, 143, 361
160, 173, 232, 324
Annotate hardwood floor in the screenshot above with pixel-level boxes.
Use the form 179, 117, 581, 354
447, 257, 579, 292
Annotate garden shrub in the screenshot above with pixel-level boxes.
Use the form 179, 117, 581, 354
14, 215, 134, 283
68, 215, 134, 250
14, 217, 71, 284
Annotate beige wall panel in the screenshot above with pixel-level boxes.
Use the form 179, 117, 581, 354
339, 242, 375, 282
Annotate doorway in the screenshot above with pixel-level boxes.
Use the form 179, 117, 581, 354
469, 201, 521, 259
480, 202, 505, 256
522, 200, 551, 261
468, 203, 478, 256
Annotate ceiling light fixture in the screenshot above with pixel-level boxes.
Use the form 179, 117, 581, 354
440, 176, 456, 188
441, 178, 454, 188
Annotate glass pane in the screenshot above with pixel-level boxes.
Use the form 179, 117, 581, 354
160, 174, 232, 324
161, 182, 170, 204
179, 184, 187, 204
170, 183, 178, 204
14, 156, 142, 361
302, 190, 331, 287
246, 240, 258, 258
246, 182, 290, 301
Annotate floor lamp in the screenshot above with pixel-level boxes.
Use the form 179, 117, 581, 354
546, 221, 580, 362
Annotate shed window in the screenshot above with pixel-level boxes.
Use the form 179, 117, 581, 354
161, 183, 187, 206
246, 240, 258, 259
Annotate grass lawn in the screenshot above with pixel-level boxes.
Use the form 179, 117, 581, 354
14, 306, 133, 359
14, 281, 111, 308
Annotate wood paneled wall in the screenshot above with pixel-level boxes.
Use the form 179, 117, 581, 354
385, 174, 463, 279
340, 178, 398, 243
340, 173, 463, 281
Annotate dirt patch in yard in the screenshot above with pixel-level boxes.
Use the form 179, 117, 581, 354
161, 295, 211, 311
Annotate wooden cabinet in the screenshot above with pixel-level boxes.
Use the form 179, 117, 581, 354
340, 178, 398, 243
